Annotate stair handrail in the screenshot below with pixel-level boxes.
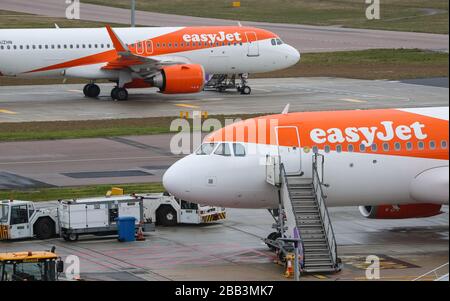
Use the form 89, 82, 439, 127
279, 163, 305, 269
312, 153, 338, 267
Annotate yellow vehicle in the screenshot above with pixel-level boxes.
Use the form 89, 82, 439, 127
0, 249, 64, 281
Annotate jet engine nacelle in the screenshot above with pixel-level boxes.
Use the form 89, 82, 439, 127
359, 204, 443, 219
149, 64, 205, 94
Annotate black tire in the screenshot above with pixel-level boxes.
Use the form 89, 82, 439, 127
34, 218, 56, 240
156, 206, 178, 226
66, 233, 79, 242
116, 88, 128, 101
266, 232, 281, 251
241, 86, 251, 95
83, 84, 89, 97
111, 87, 119, 100
86, 84, 100, 98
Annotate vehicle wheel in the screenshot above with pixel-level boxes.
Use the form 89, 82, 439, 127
110, 87, 119, 100
241, 86, 251, 95
83, 84, 89, 96
156, 206, 178, 226
115, 88, 128, 101
34, 218, 55, 240
66, 233, 79, 242
266, 232, 281, 251
85, 84, 100, 98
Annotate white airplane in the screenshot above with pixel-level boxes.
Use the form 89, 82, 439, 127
0, 26, 300, 100
163, 106, 449, 219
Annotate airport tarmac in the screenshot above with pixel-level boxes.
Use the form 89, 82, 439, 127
0, 0, 448, 53
0, 77, 448, 188
0, 205, 447, 281
0, 77, 448, 123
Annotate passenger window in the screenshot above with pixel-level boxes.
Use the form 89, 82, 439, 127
441, 140, 448, 149
195, 143, 217, 155
418, 141, 425, 150
406, 142, 413, 151
233, 143, 246, 157
359, 144, 366, 152
336, 145, 342, 153
383, 143, 389, 151
371, 144, 377, 152
214, 143, 231, 156
394, 142, 401, 151
347, 144, 354, 152
324, 145, 330, 153
312, 146, 319, 154
429, 140, 436, 150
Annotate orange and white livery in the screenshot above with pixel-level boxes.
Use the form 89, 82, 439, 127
0, 26, 300, 100
163, 107, 449, 219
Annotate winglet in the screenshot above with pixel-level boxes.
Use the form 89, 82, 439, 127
282, 103, 290, 114
237, 21, 242, 27
105, 25, 129, 53
54, 23, 60, 29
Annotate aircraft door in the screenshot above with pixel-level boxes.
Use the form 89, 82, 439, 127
245, 32, 259, 57
276, 126, 301, 175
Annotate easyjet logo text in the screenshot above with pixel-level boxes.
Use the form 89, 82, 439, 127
182, 32, 242, 44
310, 121, 427, 146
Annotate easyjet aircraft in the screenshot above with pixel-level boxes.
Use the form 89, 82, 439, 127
163, 106, 449, 219
0, 26, 300, 100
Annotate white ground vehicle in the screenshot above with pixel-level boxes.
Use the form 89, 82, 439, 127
0, 193, 226, 240
138, 193, 227, 226
0, 196, 154, 241
58, 196, 154, 242
0, 200, 59, 240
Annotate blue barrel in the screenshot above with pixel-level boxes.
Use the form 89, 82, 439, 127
116, 216, 136, 242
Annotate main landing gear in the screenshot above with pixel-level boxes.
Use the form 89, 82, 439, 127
83, 83, 100, 98
204, 73, 252, 95
110, 86, 129, 101
83, 83, 129, 101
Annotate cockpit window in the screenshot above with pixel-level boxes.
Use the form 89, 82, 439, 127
214, 143, 232, 156
271, 39, 277, 46
276, 38, 283, 45
233, 143, 246, 157
195, 143, 218, 155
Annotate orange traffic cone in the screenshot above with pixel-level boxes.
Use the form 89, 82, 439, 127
136, 223, 146, 241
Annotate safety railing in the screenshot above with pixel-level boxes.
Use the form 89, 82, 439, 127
312, 153, 338, 267
280, 163, 305, 268
412, 262, 449, 281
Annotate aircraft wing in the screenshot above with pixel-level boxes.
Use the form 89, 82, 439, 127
103, 26, 191, 77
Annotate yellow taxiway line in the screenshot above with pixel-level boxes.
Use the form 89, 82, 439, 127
0, 109, 17, 115
175, 103, 200, 109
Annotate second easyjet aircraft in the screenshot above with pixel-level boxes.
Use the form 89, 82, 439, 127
0, 26, 300, 100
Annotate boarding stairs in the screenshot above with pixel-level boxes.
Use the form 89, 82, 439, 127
266, 154, 341, 274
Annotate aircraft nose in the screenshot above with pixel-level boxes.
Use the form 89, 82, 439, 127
289, 45, 301, 65
162, 157, 192, 197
